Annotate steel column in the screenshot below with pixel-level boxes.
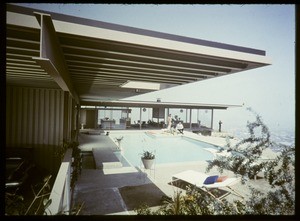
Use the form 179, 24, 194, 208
139, 107, 142, 130
211, 109, 214, 129
189, 109, 192, 129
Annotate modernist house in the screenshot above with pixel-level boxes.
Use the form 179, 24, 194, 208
6, 4, 271, 214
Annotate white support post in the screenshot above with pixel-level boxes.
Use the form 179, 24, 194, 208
211, 109, 214, 129
189, 109, 192, 129
186, 109, 188, 123
139, 107, 142, 130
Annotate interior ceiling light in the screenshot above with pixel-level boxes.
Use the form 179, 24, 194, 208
120, 81, 160, 90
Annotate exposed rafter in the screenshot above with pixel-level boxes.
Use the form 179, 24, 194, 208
6, 4, 272, 105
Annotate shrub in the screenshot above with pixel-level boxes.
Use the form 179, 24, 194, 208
135, 108, 295, 215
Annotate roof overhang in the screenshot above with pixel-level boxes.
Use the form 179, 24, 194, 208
80, 100, 242, 110
6, 4, 272, 105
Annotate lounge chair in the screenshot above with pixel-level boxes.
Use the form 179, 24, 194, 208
171, 170, 243, 200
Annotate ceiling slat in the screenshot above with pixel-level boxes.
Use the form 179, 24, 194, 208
6, 5, 270, 103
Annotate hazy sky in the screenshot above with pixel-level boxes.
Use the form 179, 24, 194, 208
13, 4, 295, 134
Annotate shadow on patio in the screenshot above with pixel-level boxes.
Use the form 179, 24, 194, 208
73, 133, 168, 215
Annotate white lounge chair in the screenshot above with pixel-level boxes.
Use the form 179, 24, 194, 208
171, 170, 244, 200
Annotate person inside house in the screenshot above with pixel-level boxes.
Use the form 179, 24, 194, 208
176, 122, 184, 134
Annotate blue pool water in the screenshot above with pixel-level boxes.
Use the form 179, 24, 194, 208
111, 132, 218, 167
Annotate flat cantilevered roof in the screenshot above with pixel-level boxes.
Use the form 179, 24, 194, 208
6, 4, 272, 105
81, 100, 242, 110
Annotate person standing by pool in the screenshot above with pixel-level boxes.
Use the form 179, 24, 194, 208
167, 114, 172, 131
176, 122, 184, 134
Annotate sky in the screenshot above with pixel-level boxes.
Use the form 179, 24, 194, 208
13, 3, 296, 136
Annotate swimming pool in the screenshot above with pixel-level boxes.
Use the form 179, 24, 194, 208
110, 132, 219, 167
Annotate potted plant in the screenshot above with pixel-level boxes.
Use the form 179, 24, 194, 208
114, 136, 123, 151
141, 150, 155, 169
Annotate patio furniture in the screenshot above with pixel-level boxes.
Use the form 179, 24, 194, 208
6, 157, 34, 192
171, 170, 243, 200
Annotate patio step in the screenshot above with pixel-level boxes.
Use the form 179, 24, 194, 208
92, 147, 122, 169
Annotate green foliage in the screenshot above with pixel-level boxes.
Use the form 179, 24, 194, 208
70, 142, 82, 189
135, 186, 246, 215
114, 136, 124, 150
140, 137, 155, 159
135, 108, 295, 215
244, 185, 294, 215
157, 191, 188, 215
134, 203, 153, 215
206, 107, 272, 182
56, 140, 82, 189
251, 145, 295, 215
25, 174, 52, 215
56, 140, 79, 160
264, 145, 295, 188
141, 150, 155, 159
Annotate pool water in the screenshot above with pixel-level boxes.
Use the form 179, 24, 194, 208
111, 132, 218, 167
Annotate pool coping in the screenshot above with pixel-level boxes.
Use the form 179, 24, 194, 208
108, 129, 236, 162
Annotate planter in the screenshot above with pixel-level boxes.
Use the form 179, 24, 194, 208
141, 158, 155, 169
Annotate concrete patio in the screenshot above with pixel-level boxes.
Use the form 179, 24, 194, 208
72, 129, 275, 215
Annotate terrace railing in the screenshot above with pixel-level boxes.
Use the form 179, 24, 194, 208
47, 148, 72, 215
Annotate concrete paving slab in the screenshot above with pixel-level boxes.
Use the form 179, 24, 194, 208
74, 187, 128, 215
73, 130, 279, 215
118, 183, 167, 211
78, 133, 118, 152
92, 147, 122, 169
